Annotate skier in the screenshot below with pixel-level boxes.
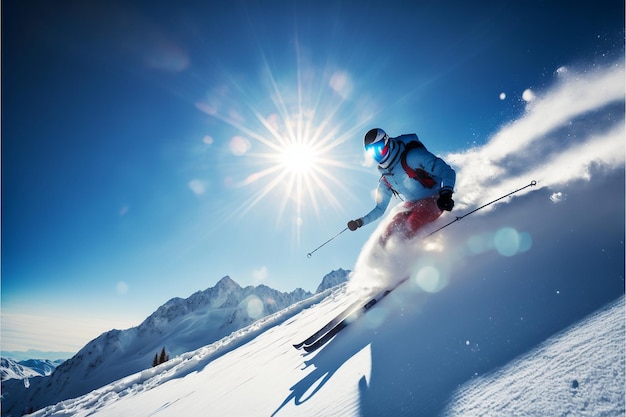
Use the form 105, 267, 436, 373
347, 128, 456, 245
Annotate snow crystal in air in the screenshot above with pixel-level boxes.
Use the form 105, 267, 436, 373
550, 192, 565, 203
522, 88, 535, 102
556, 66, 568, 76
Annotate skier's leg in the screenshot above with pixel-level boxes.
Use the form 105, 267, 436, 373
403, 196, 443, 239
379, 207, 411, 246
380, 196, 442, 245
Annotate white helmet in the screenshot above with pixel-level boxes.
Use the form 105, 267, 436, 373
364, 128, 390, 163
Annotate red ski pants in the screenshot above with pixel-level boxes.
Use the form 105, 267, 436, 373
381, 196, 443, 242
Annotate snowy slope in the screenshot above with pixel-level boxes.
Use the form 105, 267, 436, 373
26, 172, 625, 417
30, 287, 624, 417
444, 296, 625, 416
1, 272, 349, 416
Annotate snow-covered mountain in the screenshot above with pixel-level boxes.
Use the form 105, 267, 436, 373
0, 358, 63, 381
315, 268, 351, 293
0, 271, 349, 416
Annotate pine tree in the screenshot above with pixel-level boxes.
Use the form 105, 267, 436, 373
152, 347, 169, 367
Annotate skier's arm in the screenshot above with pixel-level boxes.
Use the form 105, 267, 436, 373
348, 180, 393, 230
435, 157, 456, 194
362, 182, 392, 225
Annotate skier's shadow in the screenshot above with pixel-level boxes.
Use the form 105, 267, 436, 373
271, 326, 373, 417
279, 287, 456, 417
271, 286, 478, 417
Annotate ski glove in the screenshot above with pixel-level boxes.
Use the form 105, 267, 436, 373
347, 218, 364, 231
437, 189, 454, 211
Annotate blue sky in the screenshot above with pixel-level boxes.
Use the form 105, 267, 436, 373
2, 0, 624, 353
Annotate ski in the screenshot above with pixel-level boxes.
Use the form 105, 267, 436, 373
299, 276, 410, 353
293, 291, 374, 350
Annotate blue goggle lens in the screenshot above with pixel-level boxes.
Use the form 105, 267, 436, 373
366, 141, 389, 162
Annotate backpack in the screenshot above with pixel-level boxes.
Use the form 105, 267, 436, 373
381, 139, 436, 192
400, 140, 437, 188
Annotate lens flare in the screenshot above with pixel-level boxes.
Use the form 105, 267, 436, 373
415, 265, 448, 293
493, 227, 520, 256
244, 295, 264, 319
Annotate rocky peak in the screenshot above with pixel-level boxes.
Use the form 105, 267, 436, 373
316, 268, 350, 293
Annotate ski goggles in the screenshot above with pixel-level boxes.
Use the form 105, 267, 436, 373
366, 140, 389, 163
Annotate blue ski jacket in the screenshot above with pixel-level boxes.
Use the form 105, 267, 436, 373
360, 134, 456, 227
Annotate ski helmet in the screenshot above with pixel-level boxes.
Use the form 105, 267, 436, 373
364, 128, 390, 163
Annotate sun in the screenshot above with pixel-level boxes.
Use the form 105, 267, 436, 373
280, 142, 317, 175
193, 38, 367, 245
232, 121, 351, 234
196, 101, 355, 239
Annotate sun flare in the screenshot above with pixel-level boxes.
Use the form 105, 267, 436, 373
280, 142, 317, 175
194, 41, 367, 245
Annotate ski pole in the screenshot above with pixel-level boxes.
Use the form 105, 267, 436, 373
425, 180, 537, 238
307, 227, 349, 258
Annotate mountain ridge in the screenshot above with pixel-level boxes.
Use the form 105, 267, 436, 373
0, 358, 63, 382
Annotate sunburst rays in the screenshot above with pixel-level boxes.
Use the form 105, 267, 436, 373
195, 41, 363, 245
